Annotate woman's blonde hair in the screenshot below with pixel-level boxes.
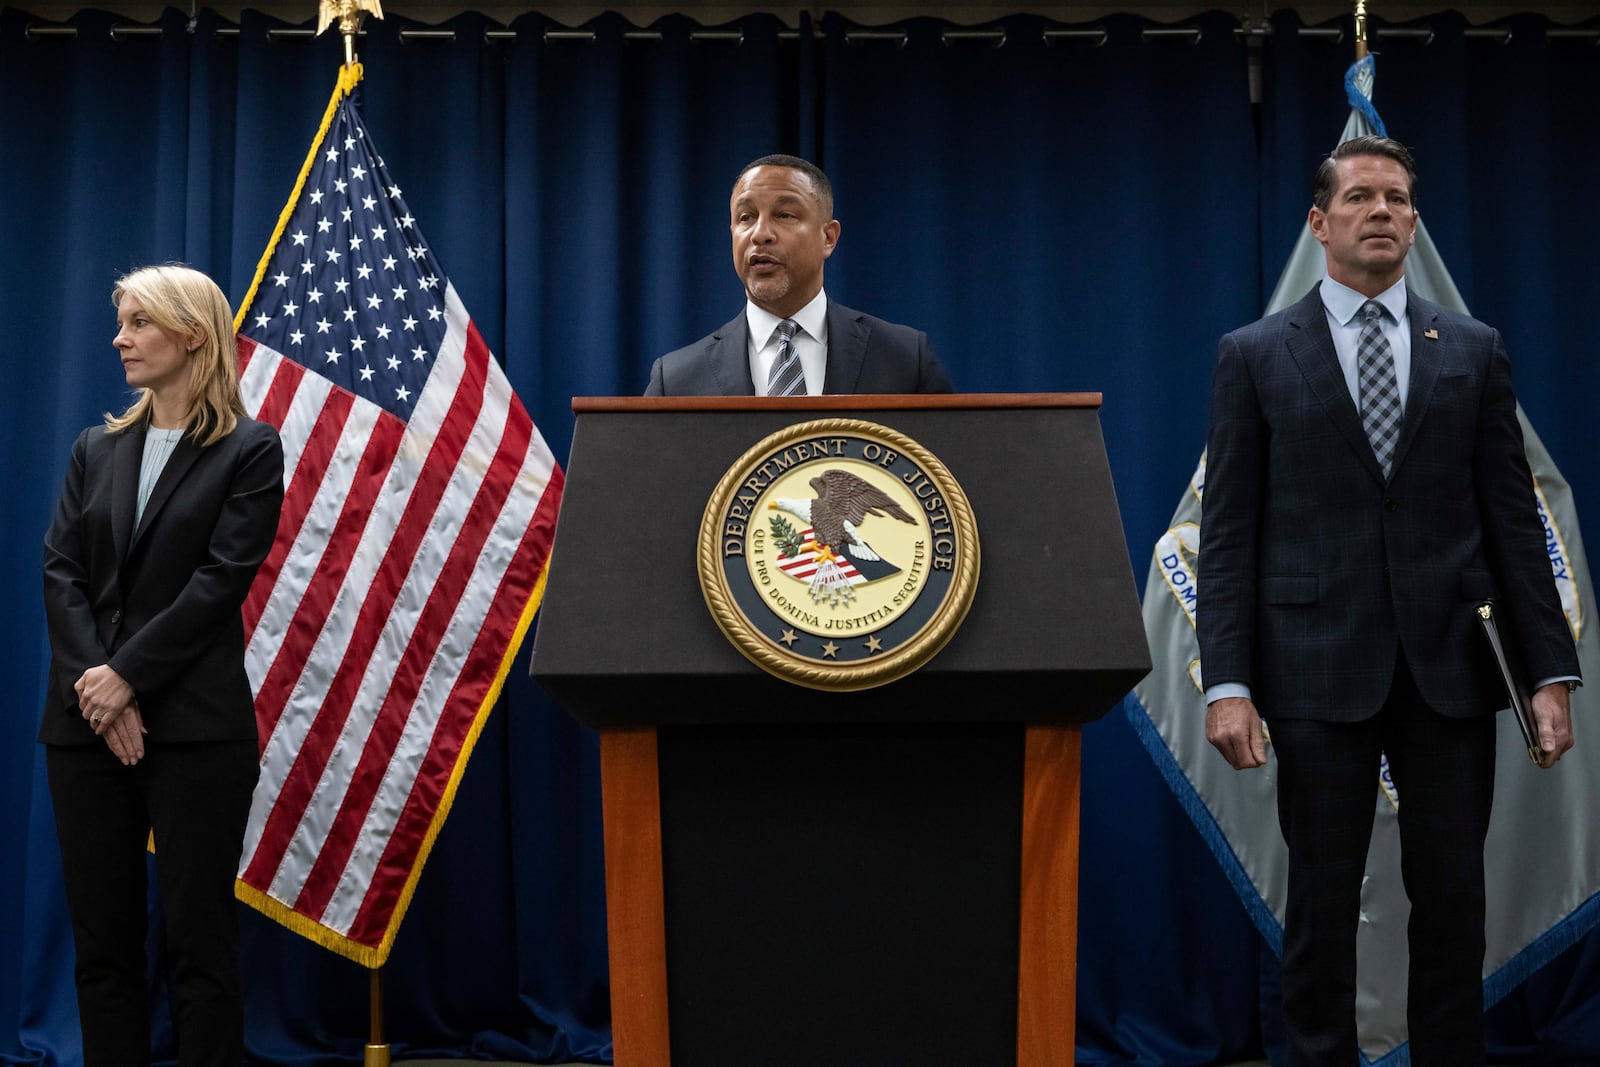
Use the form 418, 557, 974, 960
104, 264, 245, 446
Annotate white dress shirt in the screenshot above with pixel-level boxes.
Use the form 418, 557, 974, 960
747, 289, 829, 396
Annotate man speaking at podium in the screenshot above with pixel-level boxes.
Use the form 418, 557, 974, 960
1198, 135, 1579, 1066
646, 154, 952, 397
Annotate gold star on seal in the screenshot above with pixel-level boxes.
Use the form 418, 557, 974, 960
863, 634, 883, 654
779, 629, 798, 647
821, 640, 840, 659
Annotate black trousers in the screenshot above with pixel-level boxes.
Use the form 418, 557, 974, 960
46, 739, 259, 1067
1268, 653, 1497, 1067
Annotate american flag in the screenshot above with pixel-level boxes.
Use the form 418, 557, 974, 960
230, 65, 563, 965
775, 529, 867, 585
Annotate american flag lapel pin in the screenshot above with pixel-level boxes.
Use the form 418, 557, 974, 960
1424, 328, 1439, 340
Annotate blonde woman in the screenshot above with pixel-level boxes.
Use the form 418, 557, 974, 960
41, 264, 283, 1065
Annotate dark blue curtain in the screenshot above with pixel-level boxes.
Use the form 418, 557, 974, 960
2, 7, 1596, 1065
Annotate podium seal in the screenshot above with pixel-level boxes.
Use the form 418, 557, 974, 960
699, 418, 979, 691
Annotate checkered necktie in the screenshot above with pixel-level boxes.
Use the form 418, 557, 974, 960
1356, 300, 1402, 479
766, 319, 804, 397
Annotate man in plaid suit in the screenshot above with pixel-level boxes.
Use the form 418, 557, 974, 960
1197, 135, 1579, 1066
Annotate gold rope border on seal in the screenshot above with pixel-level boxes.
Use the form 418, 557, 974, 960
697, 417, 981, 693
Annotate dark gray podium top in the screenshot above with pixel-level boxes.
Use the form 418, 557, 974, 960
531, 394, 1151, 727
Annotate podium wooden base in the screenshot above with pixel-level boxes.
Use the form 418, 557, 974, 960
600, 722, 1080, 1067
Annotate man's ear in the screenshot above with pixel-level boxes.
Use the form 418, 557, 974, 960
1307, 205, 1329, 246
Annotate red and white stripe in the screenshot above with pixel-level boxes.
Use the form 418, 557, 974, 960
235, 282, 562, 955
775, 529, 866, 585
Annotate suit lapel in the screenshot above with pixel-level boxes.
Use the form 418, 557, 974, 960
821, 302, 867, 395
708, 314, 756, 396
1389, 297, 1442, 478
111, 426, 142, 563
1283, 287, 1387, 484
129, 434, 204, 556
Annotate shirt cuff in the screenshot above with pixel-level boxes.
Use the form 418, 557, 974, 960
1534, 676, 1581, 692
1205, 682, 1252, 705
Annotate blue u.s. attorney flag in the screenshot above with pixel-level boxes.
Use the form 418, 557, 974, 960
230, 63, 563, 966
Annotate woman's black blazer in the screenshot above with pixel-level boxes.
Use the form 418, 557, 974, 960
40, 416, 284, 745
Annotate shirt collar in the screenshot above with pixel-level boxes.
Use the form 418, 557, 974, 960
746, 288, 829, 348
1321, 274, 1408, 328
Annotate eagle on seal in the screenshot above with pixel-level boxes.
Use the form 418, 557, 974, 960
770, 469, 917, 585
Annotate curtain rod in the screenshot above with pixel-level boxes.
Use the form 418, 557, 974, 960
21, 19, 1599, 45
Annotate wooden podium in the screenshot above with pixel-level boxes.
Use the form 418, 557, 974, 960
531, 394, 1150, 1066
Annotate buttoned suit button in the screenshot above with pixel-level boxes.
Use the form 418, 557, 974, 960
111, 609, 122, 625
1384, 498, 1399, 512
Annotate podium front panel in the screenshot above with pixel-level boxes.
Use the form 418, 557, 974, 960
657, 722, 1024, 1067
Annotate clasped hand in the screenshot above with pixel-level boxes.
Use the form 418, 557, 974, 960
76, 664, 146, 765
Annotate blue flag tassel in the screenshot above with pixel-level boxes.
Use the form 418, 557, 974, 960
1344, 54, 1389, 138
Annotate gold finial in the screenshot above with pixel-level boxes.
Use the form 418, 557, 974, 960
1354, 0, 1369, 59
317, 0, 384, 69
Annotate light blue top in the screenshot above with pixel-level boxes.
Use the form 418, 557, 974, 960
136, 426, 185, 525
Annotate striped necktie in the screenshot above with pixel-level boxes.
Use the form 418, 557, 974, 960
766, 319, 804, 396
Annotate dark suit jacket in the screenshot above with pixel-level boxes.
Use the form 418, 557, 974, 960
1198, 284, 1577, 722
40, 416, 285, 745
645, 301, 953, 396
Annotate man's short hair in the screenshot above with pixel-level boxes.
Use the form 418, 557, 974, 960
735, 154, 835, 218
1312, 135, 1418, 211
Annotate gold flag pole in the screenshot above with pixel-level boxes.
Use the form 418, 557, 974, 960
365, 965, 389, 1067
1354, 0, 1370, 59
317, 0, 384, 68
312, 3, 387, 1060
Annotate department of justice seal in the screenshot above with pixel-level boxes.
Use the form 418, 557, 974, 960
698, 418, 979, 691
